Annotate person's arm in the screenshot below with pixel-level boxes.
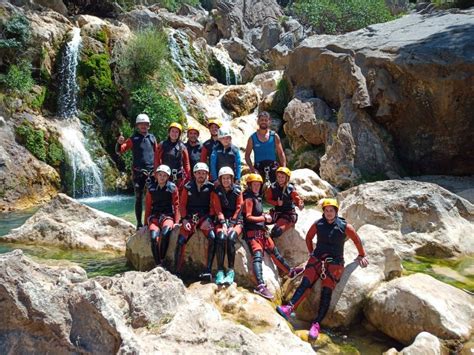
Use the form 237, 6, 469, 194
305, 223, 318, 254
181, 146, 191, 180
144, 191, 152, 226
116, 138, 133, 154
211, 192, 225, 222
172, 187, 181, 224
275, 133, 287, 167
179, 187, 188, 219
231, 193, 244, 221
154, 142, 163, 170
345, 224, 366, 257
210, 149, 217, 181
200, 145, 208, 163
234, 147, 242, 181
291, 190, 304, 209
244, 198, 265, 223
264, 187, 278, 206
244, 136, 255, 173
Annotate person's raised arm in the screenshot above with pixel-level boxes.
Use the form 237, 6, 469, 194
181, 146, 191, 180
153, 142, 163, 170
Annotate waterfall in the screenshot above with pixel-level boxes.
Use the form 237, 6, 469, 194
210, 46, 242, 86
59, 120, 104, 198
57, 27, 82, 118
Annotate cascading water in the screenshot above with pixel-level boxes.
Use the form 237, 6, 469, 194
56, 28, 104, 198
57, 27, 81, 118
210, 46, 242, 86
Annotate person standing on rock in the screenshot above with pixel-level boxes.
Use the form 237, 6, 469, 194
265, 167, 304, 239
200, 119, 222, 164
116, 113, 157, 230
243, 173, 304, 300
144, 165, 180, 267
174, 162, 216, 280
209, 125, 242, 183
185, 125, 202, 171
276, 198, 369, 340
211, 167, 244, 285
154, 122, 191, 192
245, 111, 286, 185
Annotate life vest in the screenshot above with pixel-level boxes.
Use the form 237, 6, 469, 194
161, 139, 186, 171
243, 189, 265, 231
131, 132, 156, 170
215, 144, 239, 176
184, 180, 214, 217
203, 138, 222, 162
269, 182, 296, 213
149, 180, 176, 216
185, 141, 202, 169
251, 130, 276, 163
313, 216, 347, 259
215, 184, 242, 220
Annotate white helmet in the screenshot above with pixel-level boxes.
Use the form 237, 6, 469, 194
218, 166, 234, 178
155, 164, 171, 176
193, 162, 209, 173
136, 113, 150, 125
217, 125, 231, 139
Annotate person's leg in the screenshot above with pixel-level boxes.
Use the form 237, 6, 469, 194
148, 217, 161, 265
173, 223, 196, 274
215, 225, 226, 284
133, 172, 146, 229
265, 237, 291, 273
159, 217, 174, 262
199, 218, 216, 280
270, 217, 294, 239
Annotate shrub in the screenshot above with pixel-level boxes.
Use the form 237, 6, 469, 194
117, 28, 170, 89
118, 121, 134, 172
78, 53, 120, 118
46, 140, 65, 167
292, 0, 394, 34
31, 86, 47, 110
129, 83, 184, 141
0, 60, 34, 94
15, 121, 47, 161
0, 14, 31, 49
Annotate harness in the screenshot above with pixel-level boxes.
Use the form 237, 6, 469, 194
306, 254, 343, 282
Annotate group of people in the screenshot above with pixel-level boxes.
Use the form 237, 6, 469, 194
116, 111, 368, 340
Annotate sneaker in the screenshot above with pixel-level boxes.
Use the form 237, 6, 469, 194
199, 269, 212, 282
308, 322, 320, 340
289, 266, 304, 279
223, 269, 235, 285
276, 304, 294, 320
136, 223, 143, 231
254, 283, 274, 300
215, 270, 225, 285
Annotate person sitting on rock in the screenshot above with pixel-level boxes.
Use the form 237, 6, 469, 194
210, 125, 242, 184
174, 162, 216, 280
276, 198, 369, 340
154, 122, 191, 192
116, 113, 157, 230
245, 111, 286, 186
185, 125, 202, 171
243, 173, 304, 300
200, 118, 223, 164
210, 167, 244, 285
144, 165, 180, 267
265, 167, 304, 240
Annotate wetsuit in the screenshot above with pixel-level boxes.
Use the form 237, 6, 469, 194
200, 138, 222, 164
154, 139, 191, 191
210, 144, 242, 182
185, 141, 202, 171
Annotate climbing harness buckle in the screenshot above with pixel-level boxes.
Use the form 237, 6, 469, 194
172, 169, 178, 183
192, 213, 200, 224
264, 166, 271, 181
320, 257, 334, 280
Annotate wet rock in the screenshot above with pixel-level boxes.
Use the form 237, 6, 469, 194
384, 332, 445, 355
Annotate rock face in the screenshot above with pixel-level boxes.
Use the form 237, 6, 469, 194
286, 10, 474, 177
384, 332, 444, 355
339, 180, 474, 257
3, 194, 135, 251
365, 273, 474, 345
0, 250, 313, 354
0, 117, 60, 211
221, 84, 259, 118
283, 224, 403, 327
290, 169, 336, 204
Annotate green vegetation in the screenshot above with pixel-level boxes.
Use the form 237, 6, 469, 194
0, 60, 34, 94
292, 0, 394, 34
31, 86, 47, 110
118, 122, 134, 173
208, 56, 237, 85
0, 14, 31, 49
271, 78, 292, 115
78, 53, 120, 118
130, 83, 184, 141
15, 121, 65, 167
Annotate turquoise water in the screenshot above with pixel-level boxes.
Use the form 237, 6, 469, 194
0, 195, 135, 276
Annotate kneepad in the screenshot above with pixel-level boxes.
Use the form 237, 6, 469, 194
253, 250, 263, 263
150, 230, 159, 242
216, 231, 226, 244
227, 231, 237, 243
161, 226, 172, 238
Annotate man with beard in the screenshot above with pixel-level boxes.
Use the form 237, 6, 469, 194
200, 119, 222, 164
154, 122, 191, 191
185, 125, 202, 171
144, 165, 180, 267
245, 111, 286, 185
174, 162, 216, 280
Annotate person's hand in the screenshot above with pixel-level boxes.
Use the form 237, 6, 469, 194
264, 214, 272, 224
356, 255, 369, 268
277, 198, 283, 206
183, 219, 191, 231
117, 135, 125, 144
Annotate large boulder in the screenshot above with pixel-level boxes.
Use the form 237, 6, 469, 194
290, 169, 336, 204
384, 332, 445, 355
286, 10, 474, 176
365, 273, 474, 345
2, 193, 135, 251
339, 180, 474, 257
221, 84, 260, 118
0, 250, 313, 354
252, 70, 284, 97
282, 224, 403, 327
118, 9, 163, 31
